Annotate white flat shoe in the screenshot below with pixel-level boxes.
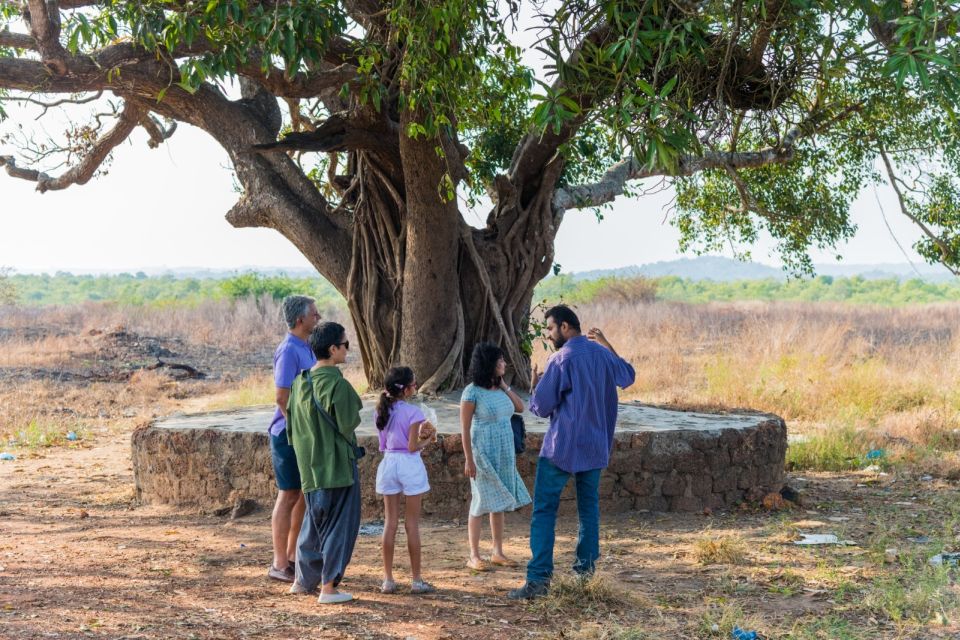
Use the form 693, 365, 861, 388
318, 591, 353, 604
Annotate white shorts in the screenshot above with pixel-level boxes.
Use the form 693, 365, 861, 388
375, 451, 430, 496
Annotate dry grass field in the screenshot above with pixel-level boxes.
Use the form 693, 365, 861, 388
3, 297, 960, 639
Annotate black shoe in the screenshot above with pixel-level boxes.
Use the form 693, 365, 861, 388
507, 581, 549, 600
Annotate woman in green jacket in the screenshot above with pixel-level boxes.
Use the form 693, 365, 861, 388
286, 321, 363, 604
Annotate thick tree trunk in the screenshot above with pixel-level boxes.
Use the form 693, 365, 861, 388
394, 112, 465, 391
335, 156, 560, 391
344, 151, 405, 389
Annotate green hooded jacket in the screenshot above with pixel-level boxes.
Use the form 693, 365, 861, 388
286, 365, 362, 492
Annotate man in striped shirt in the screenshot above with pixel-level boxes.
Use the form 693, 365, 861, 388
508, 305, 635, 600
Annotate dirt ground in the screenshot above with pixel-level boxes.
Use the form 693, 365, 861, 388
3, 317, 960, 639
3, 427, 960, 639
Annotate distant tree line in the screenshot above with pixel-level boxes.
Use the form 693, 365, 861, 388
8, 272, 343, 308
7, 272, 960, 308
538, 275, 960, 306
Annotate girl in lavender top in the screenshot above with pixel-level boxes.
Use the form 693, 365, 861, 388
374, 366, 438, 595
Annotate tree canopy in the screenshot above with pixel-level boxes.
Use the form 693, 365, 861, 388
1, 0, 959, 387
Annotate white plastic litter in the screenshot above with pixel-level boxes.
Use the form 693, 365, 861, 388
794, 533, 856, 546
929, 553, 960, 567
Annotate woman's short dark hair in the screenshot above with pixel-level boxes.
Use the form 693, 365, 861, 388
468, 342, 503, 389
309, 321, 345, 360
545, 304, 581, 332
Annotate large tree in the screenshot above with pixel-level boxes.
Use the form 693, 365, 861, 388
1, 0, 959, 389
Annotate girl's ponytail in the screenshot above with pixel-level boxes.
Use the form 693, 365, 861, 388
375, 366, 415, 430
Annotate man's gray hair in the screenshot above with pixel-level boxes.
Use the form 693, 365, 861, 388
281, 295, 316, 329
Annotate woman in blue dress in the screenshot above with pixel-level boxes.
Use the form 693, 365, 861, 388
460, 342, 532, 571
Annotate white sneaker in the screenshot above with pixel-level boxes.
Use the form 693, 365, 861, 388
318, 591, 353, 604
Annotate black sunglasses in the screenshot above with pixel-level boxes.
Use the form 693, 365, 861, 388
336, 340, 350, 350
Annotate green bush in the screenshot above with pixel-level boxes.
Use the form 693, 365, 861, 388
0, 267, 17, 306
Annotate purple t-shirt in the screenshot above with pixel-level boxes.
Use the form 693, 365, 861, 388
376, 401, 426, 453
269, 333, 316, 436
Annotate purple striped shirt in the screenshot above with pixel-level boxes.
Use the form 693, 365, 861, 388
529, 335, 636, 473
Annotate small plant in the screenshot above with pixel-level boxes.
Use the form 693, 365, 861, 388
861, 555, 958, 624
766, 569, 805, 596
697, 603, 761, 637
785, 426, 868, 472
529, 573, 636, 616
693, 534, 748, 565
568, 625, 651, 640
201, 374, 275, 411
5, 419, 88, 448
519, 299, 561, 357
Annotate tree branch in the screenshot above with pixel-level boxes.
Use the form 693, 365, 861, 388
3, 89, 103, 118
878, 144, 960, 275
507, 23, 613, 203
23, 0, 69, 76
746, 0, 786, 70
139, 113, 177, 148
0, 27, 37, 50
868, 4, 958, 49
254, 111, 400, 158
0, 100, 141, 192
239, 61, 358, 99
553, 139, 797, 211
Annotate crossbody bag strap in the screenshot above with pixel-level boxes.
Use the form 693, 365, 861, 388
305, 370, 354, 448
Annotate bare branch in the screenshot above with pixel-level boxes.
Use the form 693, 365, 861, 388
0, 100, 141, 193
553, 139, 796, 211
4, 89, 104, 118
878, 144, 960, 275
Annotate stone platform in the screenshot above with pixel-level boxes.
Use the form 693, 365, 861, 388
132, 394, 787, 519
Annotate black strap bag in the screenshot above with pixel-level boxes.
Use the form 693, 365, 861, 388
510, 414, 526, 455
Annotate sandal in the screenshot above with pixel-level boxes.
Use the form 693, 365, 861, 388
466, 558, 488, 572
380, 578, 397, 594
411, 579, 436, 594
490, 556, 519, 568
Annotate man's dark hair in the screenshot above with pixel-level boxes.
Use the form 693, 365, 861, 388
309, 321, 346, 360
544, 304, 581, 332
468, 342, 504, 389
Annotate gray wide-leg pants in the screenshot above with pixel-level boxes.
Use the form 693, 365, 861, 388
294, 461, 361, 591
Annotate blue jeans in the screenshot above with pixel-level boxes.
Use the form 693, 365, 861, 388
526, 457, 601, 584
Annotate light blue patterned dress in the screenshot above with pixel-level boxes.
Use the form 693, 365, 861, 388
461, 384, 532, 517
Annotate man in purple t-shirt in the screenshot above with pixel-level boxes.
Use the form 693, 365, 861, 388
267, 295, 320, 583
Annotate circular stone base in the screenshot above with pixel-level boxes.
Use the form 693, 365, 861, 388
131, 394, 787, 518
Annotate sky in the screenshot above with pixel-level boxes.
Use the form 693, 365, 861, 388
0, 112, 933, 275
0, 8, 936, 276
